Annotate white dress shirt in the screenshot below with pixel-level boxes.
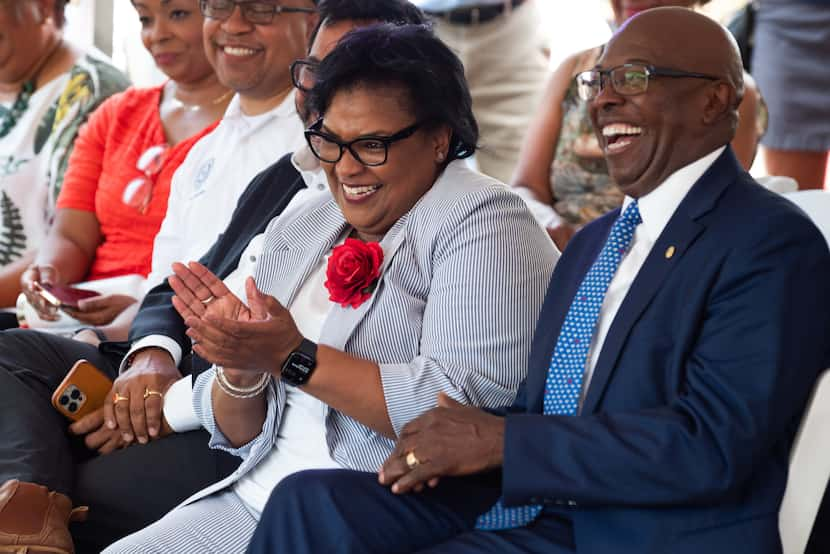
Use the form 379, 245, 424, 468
580, 146, 725, 407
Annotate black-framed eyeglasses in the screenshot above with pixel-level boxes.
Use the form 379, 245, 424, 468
199, 0, 316, 25
290, 59, 318, 93
576, 63, 720, 101
304, 119, 423, 166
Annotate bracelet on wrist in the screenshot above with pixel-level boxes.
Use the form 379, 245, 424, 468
214, 366, 270, 399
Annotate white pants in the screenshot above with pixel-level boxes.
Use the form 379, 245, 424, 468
433, 0, 548, 183
102, 491, 258, 554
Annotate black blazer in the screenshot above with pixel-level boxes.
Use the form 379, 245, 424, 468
126, 153, 306, 374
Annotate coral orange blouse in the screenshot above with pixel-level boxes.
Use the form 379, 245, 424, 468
56, 85, 219, 281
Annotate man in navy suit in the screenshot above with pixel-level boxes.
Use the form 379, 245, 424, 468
249, 8, 830, 554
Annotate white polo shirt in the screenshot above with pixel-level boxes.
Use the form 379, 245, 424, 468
147, 91, 305, 290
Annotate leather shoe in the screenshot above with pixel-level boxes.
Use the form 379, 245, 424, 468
0, 480, 88, 554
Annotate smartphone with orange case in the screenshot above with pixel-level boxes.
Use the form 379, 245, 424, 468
51, 360, 113, 421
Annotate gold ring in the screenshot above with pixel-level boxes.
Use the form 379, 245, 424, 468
201, 295, 215, 305
112, 393, 129, 404
143, 388, 163, 400
405, 451, 420, 470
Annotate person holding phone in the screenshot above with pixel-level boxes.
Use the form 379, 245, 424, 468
104, 23, 557, 553
17, 0, 232, 335
0, 0, 128, 326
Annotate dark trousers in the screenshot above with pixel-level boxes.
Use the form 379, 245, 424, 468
0, 329, 239, 553
247, 469, 575, 554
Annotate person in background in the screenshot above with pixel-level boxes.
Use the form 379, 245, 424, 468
409, 0, 548, 184
104, 22, 556, 553
752, 0, 830, 190
248, 9, 829, 554
512, 0, 764, 250
0, 0, 128, 325
18, 0, 231, 337
0, 0, 316, 552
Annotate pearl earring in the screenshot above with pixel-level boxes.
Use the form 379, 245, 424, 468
436, 152, 446, 162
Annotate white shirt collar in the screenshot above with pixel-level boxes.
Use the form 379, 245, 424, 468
290, 143, 328, 190
220, 90, 298, 137
623, 146, 725, 242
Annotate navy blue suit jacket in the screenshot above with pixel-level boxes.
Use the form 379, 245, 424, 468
501, 148, 830, 553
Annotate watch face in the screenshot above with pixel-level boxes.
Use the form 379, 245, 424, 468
283, 351, 316, 385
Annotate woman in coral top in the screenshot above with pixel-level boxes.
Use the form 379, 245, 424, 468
17, 0, 230, 337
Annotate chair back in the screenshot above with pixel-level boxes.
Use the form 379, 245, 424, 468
780, 369, 830, 554
783, 190, 830, 247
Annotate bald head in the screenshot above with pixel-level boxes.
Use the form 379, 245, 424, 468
616, 7, 744, 108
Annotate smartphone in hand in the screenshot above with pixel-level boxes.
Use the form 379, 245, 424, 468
36, 283, 101, 310
51, 360, 113, 421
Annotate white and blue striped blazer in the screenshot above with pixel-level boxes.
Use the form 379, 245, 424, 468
184, 160, 558, 506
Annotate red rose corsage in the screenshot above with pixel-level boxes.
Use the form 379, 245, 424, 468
324, 238, 384, 308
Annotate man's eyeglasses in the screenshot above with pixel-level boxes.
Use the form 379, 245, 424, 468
576, 63, 719, 102
305, 119, 422, 167
199, 0, 316, 25
290, 59, 317, 93
122, 144, 169, 214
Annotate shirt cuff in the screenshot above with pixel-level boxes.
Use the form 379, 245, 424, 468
512, 186, 563, 229
119, 335, 183, 374
162, 376, 200, 432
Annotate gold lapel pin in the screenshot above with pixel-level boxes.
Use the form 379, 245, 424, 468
665, 246, 676, 259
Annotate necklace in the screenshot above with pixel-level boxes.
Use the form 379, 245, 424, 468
0, 82, 34, 139
0, 38, 64, 139
172, 88, 233, 111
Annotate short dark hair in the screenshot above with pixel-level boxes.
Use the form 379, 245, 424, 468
308, 23, 478, 162
308, 0, 428, 52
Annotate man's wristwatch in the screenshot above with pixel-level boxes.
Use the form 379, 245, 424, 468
280, 338, 317, 386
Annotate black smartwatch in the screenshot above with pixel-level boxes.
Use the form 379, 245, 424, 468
280, 338, 318, 386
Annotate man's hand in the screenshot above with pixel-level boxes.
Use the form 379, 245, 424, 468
104, 347, 181, 445
63, 294, 137, 326
379, 393, 505, 494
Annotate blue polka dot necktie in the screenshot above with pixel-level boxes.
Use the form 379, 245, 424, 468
476, 200, 642, 530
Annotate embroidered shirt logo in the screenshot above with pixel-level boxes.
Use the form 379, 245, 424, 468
193, 157, 215, 195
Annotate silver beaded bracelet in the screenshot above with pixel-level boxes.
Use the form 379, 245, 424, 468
214, 366, 270, 399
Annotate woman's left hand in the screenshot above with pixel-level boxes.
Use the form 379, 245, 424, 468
169, 262, 303, 374
63, 294, 137, 326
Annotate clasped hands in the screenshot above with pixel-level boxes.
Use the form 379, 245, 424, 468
378, 392, 506, 494
168, 261, 303, 382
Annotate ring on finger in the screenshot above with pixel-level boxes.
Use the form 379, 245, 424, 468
405, 451, 421, 469
112, 392, 129, 404
201, 295, 215, 305
143, 387, 163, 401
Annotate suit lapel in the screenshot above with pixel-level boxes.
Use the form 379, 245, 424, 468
319, 212, 411, 350
581, 148, 741, 414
